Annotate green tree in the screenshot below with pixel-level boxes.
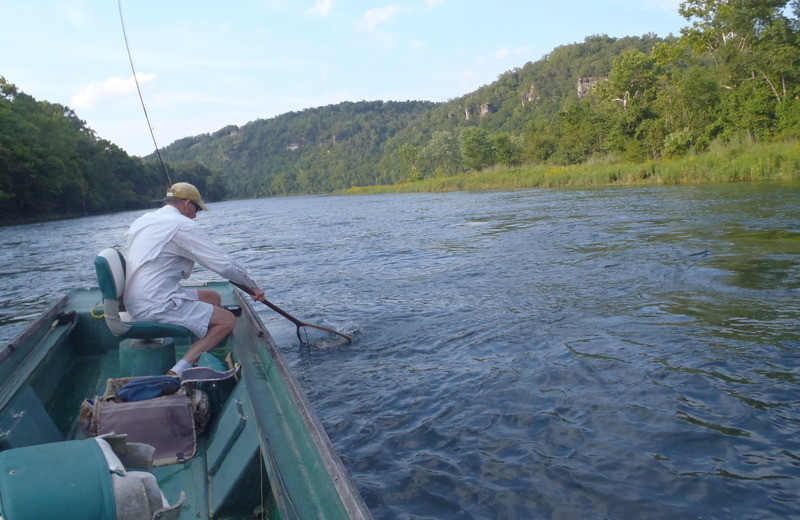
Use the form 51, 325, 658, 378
776, 96, 800, 137
523, 120, 558, 163
417, 130, 462, 177
678, 0, 800, 138
460, 127, 495, 171
490, 132, 523, 166
379, 142, 421, 183
656, 67, 723, 151
608, 49, 662, 111
606, 50, 666, 159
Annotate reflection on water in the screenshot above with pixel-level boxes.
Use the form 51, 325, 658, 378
1, 183, 799, 518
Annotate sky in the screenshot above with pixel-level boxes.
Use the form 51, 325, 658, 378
1, 0, 688, 157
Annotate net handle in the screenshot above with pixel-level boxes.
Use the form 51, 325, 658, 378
231, 282, 352, 344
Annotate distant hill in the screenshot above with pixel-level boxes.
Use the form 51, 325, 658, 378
152, 6, 800, 198
157, 34, 665, 197
158, 100, 435, 196
380, 34, 664, 157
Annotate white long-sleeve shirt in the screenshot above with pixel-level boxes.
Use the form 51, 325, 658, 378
124, 205, 257, 319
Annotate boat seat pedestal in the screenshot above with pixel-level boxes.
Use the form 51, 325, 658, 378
95, 248, 192, 377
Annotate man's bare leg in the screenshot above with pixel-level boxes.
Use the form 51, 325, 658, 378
170, 290, 236, 373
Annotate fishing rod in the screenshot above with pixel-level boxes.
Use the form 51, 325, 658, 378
117, 0, 172, 185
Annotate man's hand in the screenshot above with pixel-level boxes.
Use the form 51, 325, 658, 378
230, 281, 266, 302
250, 287, 266, 302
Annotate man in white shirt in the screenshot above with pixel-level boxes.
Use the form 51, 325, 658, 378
124, 182, 266, 376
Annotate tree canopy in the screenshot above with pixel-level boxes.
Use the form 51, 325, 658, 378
0, 77, 224, 223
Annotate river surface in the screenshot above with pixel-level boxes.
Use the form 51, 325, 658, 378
1, 183, 799, 519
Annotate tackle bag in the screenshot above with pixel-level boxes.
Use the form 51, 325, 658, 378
80, 378, 208, 466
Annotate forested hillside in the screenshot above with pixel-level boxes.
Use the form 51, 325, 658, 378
160, 100, 435, 195
0, 78, 226, 223
157, 34, 666, 193
162, 0, 799, 195
2, 0, 798, 222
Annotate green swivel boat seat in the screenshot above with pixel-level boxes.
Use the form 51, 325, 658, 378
95, 248, 193, 376
0, 437, 183, 520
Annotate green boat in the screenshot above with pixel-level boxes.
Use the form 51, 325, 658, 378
0, 261, 373, 519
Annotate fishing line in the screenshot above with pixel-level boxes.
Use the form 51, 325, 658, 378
117, 0, 172, 185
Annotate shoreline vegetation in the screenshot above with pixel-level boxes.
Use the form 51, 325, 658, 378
2, 140, 796, 227
345, 140, 800, 195
1, 143, 796, 228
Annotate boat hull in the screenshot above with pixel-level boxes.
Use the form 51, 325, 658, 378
0, 282, 372, 520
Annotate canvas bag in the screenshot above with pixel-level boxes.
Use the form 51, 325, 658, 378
78, 365, 237, 466
80, 377, 208, 466
93, 393, 197, 466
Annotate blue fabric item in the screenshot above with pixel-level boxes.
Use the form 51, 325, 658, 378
117, 375, 180, 402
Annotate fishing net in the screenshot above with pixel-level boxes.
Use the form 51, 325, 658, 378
230, 281, 352, 349
297, 325, 352, 349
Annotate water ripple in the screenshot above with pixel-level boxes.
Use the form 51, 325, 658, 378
2, 185, 800, 518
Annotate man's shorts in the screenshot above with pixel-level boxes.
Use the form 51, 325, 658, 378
135, 288, 214, 338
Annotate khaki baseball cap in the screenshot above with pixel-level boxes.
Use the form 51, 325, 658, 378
166, 182, 208, 211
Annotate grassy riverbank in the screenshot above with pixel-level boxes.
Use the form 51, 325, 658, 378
346, 140, 800, 195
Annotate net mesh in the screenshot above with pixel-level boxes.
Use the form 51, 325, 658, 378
298, 325, 351, 349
